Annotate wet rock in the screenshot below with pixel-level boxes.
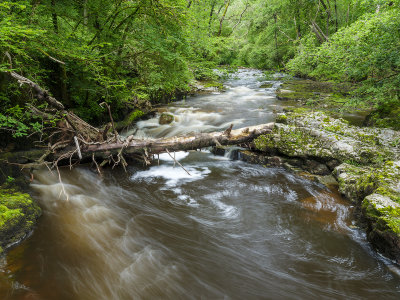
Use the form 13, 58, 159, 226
326, 159, 340, 170
237, 150, 282, 167
305, 159, 330, 175
255, 110, 399, 165
0, 189, 41, 255
259, 83, 273, 89
189, 80, 225, 94
211, 146, 228, 156
362, 193, 400, 263
266, 156, 282, 167
316, 175, 338, 187
282, 162, 303, 173
159, 113, 174, 125
254, 109, 400, 262
275, 79, 351, 110
334, 161, 400, 262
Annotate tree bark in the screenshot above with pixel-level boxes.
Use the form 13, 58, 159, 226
208, 0, 216, 35
310, 20, 329, 43
334, 0, 338, 32
274, 13, 278, 51
294, 5, 301, 38
218, 0, 231, 36
83, 0, 88, 28
56, 123, 274, 162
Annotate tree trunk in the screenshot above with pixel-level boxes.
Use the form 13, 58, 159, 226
6, 71, 274, 168
334, 0, 338, 32
274, 13, 278, 51
310, 20, 329, 43
83, 0, 88, 27
218, 0, 231, 36
51, 0, 58, 33
208, 0, 216, 35
294, 6, 301, 38
56, 123, 274, 162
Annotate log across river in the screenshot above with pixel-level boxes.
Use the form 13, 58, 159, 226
1, 70, 400, 299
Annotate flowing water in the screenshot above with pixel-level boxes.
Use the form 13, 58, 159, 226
1, 70, 400, 299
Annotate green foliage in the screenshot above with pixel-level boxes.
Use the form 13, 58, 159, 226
1, 0, 400, 135
287, 7, 400, 112
1, 0, 194, 125
5, 176, 14, 184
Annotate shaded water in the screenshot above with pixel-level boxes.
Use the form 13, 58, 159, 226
1, 70, 400, 299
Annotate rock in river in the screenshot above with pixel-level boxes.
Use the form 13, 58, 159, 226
254, 109, 400, 263
0, 189, 41, 254
159, 113, 174, 125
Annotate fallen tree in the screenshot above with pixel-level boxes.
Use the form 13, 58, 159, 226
56, 122, 274, 165
5, 71, 273, 171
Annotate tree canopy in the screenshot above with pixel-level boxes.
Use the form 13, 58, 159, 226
1, 0, 400, 139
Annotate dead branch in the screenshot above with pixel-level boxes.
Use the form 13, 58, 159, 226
54, 122, 274, 163
100, 102, 119, 141
165, 148, 191, 176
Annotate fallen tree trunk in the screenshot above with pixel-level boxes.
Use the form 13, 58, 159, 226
56, 123, 274, 163
5, 70, 274, 169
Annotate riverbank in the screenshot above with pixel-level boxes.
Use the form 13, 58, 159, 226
0, 150, 43, 255
252, 108, 400, 263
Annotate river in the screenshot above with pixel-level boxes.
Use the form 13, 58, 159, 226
1, 69, 400, 299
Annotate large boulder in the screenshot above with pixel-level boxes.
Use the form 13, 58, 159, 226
255, 110, 399, 165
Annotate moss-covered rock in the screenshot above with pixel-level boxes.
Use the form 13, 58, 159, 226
159, 113, 175, 125
362, 194, 400, 260
256, 110, 399, 165
255, 109, 400, 262
189, 80, 225, 94
0, 189, 41, 255
259, 83, 273, 89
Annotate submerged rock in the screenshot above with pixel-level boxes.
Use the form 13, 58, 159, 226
259, 83, 274, 89
0, 189, 41, 254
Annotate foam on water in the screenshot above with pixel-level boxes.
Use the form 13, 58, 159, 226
131, 164, 211, 187
158, 151, 189, 162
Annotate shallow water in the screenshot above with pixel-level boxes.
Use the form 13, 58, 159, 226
1, 70, 400, 299
127, 69, 280, 138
